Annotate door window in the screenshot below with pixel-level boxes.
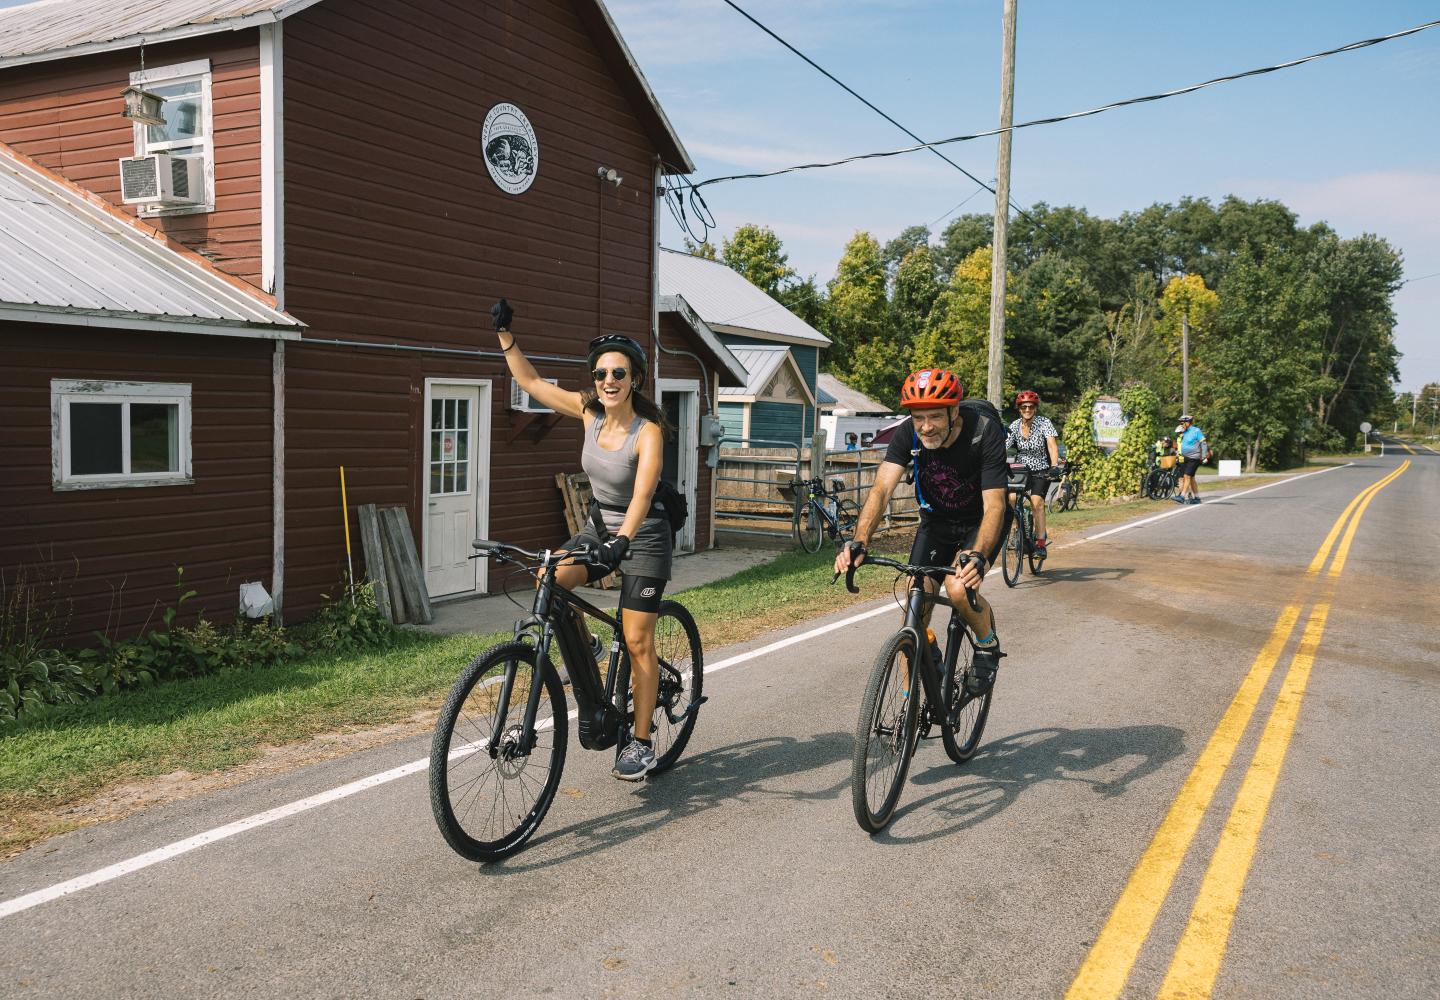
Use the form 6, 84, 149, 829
429, 397, 470, 496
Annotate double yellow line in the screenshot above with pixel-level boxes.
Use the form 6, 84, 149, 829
1067, 460, 1410, 1000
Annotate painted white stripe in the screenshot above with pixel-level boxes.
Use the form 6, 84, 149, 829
0, 602, 895, 920
1054, 463, 1351, 550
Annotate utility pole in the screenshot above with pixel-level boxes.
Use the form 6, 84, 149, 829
986, 0, 1018, 407
1181, 309, 1190, 415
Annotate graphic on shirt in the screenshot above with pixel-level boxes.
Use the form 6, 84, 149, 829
920, 460, 976, 512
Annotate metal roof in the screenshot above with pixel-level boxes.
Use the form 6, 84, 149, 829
0, 0, 318, 64
0, 0, 694, 171
657, 294, 750, 388
720, 345, 817, 407
817, 374, 891, 414
0, 143, 302, 337
659, 248, 832, 348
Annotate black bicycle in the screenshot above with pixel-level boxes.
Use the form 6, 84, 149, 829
1051, 459, 1081, 512
429, 540, 705, 861
1002, 463, 1054, 586
789, 476, 861, 553
1141, 456, 1178, 500
837, 553, 993, 832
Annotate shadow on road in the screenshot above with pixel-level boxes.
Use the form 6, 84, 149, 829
880, 724, 1186, 844
483, 732, 853, 872
1023, 565, 1134, 586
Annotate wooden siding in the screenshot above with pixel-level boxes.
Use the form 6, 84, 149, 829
719, 334, 821, 438
750, 400, 806, 450
0, 325, 275, 640
0, 33, 265, 288
279, 0, 668, 614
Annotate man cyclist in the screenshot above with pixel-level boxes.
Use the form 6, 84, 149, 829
833, 369, 1008, 694
1174, 414, 1208, 505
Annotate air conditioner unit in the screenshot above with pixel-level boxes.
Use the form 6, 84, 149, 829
510, 378, 557, 413
118, 153, 203, 208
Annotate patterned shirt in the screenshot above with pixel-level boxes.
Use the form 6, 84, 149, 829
1007, 415, 1059, 472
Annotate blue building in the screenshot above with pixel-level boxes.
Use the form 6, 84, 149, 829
658, 248, 830, 449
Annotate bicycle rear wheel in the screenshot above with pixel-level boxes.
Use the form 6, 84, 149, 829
1001, 503, 1025, 587
617, 600, 704, 773
851, 631, 922, 832
941, 634, 993, 763
1062, 480, 1080, 511
795, 501, 823, 553
429, 642, 567, 862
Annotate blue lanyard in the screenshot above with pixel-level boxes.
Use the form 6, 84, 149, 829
911, 430, 931, 512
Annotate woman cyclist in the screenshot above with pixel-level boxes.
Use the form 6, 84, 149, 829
1006, 390, 1060, 551
490, 299, 672, 781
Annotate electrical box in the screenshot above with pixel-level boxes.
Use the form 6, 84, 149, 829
699, 413, 725, 446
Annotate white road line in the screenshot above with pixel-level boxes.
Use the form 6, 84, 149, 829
1054, 463, 1352, 551
0, 603, 895, 920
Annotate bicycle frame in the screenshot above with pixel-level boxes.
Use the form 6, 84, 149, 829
897, 576, 968, 726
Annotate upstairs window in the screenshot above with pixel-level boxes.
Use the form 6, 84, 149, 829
131, 59, 214, 215
51, 380, 193, 489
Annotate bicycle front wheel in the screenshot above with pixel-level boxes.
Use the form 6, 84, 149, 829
619, 600, 704, 773
429, 642, 567, 862
835, 498, 861, 540
851, 631, 922, 832
795, 501, 823, 552
1001, 505, 1025, 587
941, 633, 993, 763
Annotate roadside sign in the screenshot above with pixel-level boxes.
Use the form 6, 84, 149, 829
1360, 421, 1372, 434
1092, 396, 1126, 453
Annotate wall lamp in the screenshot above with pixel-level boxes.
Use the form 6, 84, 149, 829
596, 165, 623, 187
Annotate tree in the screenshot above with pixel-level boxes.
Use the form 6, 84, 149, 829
881, 225, 932, 283
776, 276, 829, 335
890, 245, 942, 343
913, 246, 1014, 399
826, 231, 887, 373
1010, 253, 1104, 404
935, 214, 992, 277
683, 238, 717, 260
721, 224, 794, 295
1154, 273, 1219, 410
1204, 246, 1327, 470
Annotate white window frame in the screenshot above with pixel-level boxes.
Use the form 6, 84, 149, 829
130, 58, 215, 216
51, 380, 194, 490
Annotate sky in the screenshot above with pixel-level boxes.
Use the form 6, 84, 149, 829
607, 0, 1440, 392
0, 0, 1434, 390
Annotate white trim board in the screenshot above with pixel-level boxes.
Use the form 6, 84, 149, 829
259, 23, 284, 307
421, 378, 492, 598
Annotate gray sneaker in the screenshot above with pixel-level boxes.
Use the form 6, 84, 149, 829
612, 740, 656, 781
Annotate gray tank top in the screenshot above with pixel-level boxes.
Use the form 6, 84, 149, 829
583, 413, 646, 510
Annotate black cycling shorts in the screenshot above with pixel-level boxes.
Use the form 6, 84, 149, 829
909, 518, 993, 577
579, 562, 666, 613
1179, 457, 1202, 478
1023, 471, 1051, 498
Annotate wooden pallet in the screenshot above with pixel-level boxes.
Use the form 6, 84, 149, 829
555, 471, 616, 590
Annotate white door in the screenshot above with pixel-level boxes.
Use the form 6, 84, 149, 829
425, 384, 487, 597
659, 380, 699, 551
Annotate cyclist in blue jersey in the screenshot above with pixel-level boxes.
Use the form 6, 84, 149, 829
1174, 415, 1209, 505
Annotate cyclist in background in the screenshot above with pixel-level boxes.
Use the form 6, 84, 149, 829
1174, 414, 1209, 505
1006, 390, 1061, 551
834, 369, 1008, 694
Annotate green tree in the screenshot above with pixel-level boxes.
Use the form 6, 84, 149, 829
683, 238, 717, 260
935, 214, 992, 278
721, 224, 794, 295
913, 246, 1013, 399
881, 225, 932, 283
826, 231, 887, 373
776, 275, 830, 335
1011, 253, 1104, 404
1204, 246, 1327, 470
890, 245, 942, 344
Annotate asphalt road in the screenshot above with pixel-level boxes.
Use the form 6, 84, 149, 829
2, 450, 1437, 999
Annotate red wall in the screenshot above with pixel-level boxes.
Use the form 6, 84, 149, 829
0, 33, 266, 288
0, 326, 276, 639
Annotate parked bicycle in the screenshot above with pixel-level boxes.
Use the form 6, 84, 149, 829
1050, 458, 1081, 512
786, 476, 861, 553
1141, 454, 1178, 500
429, 539, 705, 861
836, 553, 994, 832
1002, 462, 1059, 586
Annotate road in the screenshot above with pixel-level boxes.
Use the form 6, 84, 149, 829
2, 451, 1437, 999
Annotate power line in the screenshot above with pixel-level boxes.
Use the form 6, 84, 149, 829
1401, 270, 1440, 285
695, 18, 1440, 190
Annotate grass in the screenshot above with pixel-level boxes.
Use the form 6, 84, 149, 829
0, 546, 904, 855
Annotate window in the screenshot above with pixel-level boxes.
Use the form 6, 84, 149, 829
131, 59, 214, 215
51, 381, 192, 489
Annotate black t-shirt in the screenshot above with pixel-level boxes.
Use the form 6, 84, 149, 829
883, 412, 1008, 524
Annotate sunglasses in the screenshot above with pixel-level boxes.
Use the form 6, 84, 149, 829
1019, 403, 1037, 410
592, 367, 630, 382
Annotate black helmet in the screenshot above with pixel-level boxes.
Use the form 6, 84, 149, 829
588, 334, 648, 380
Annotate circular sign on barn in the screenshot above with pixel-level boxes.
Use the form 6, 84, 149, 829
481, 103, 539, 195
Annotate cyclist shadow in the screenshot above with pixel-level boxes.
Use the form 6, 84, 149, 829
483, 731, 853, 872
880, 724, 1184, 844
1021, 566, 1133, 586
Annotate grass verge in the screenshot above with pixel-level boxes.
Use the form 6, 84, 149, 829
0, 546, 904, 856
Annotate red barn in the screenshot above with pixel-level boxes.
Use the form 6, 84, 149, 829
0, 0, 744, 637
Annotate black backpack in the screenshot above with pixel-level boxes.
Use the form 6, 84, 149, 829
589, 479, 688, 543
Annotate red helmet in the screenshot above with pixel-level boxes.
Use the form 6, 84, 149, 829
1015, 390, 1040, 406
900, 369, 964, 409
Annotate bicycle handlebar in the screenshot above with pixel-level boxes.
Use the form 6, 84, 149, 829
471, 539, 623, 568
833, 552, 981, 612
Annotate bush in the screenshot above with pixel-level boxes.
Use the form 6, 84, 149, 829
1060, 384, 1161, 500
1, 561, 93, 726
294, 582, 398, 654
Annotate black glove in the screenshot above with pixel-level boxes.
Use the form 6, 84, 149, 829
490, 298, 513, 332
598, 535, 629, 573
